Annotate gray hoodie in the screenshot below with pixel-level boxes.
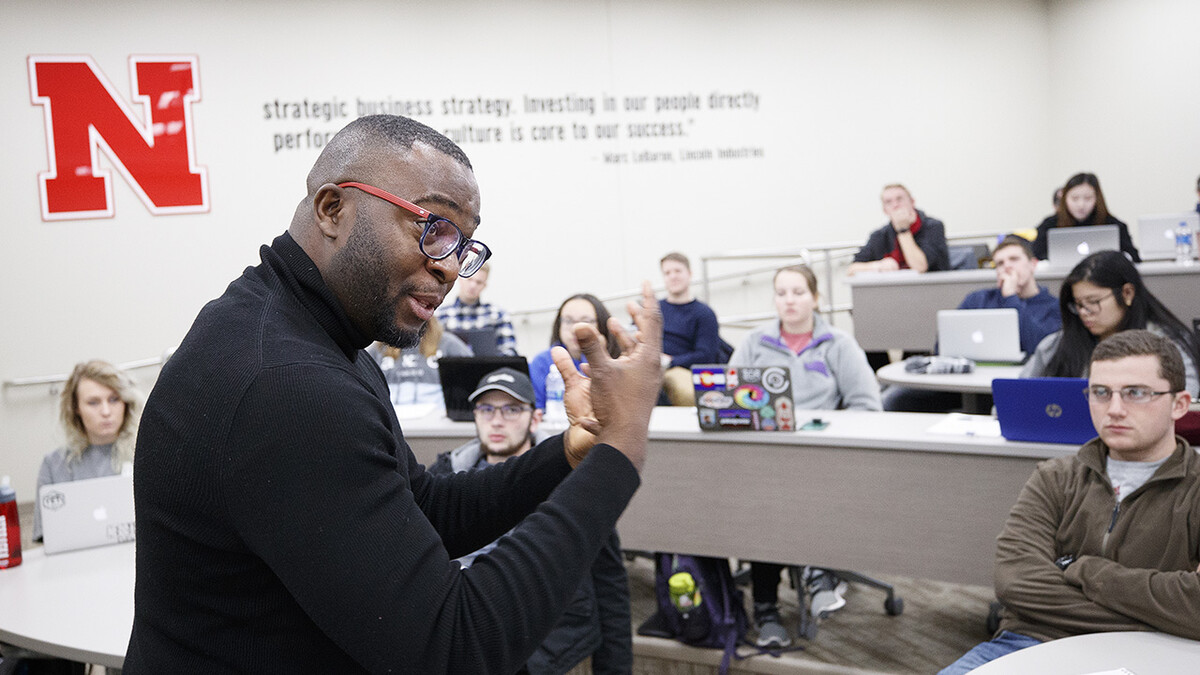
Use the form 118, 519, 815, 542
729, 313, 881, 411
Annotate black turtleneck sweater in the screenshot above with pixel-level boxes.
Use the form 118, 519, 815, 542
125, 233, 640, 674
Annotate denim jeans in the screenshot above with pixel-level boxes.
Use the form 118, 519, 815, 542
938, 631, 1042, 674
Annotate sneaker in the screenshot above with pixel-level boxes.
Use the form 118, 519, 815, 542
753, 602, 792, 648
804, 568, 849, 618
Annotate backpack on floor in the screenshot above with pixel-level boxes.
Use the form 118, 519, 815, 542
637, 553, 749, 673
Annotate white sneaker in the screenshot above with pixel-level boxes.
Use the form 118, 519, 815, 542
804, 568, 848, 618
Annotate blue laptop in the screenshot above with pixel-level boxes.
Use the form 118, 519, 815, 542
992, 377, 1096, 444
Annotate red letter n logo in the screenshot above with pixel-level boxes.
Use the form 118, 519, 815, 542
29, 55, 209, 221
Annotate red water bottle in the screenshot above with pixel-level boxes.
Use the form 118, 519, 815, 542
0, 475, 22, 569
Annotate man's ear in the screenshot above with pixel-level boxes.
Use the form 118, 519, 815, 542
313, 183, 351, 241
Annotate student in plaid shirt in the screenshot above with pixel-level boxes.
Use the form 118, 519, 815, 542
435, 262, 518, 356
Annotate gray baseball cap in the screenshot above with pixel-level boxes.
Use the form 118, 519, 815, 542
468, 367, 535, 405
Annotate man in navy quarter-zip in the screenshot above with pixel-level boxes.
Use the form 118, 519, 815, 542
939, 329, 1200, 674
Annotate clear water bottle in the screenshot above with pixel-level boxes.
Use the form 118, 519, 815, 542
1, 475, 22, 569
544, 364, 567, 425
1175, 220, 1195, 265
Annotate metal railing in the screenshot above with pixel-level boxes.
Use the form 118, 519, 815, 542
4, 233, 1004, 387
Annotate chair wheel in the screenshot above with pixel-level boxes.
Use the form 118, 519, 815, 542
884, 596, 904, 616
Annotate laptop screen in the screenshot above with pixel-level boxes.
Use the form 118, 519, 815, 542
437, 356, 530, 422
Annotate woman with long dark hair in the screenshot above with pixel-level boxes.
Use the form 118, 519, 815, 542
1021, 250, 1198, 393
528, 293, 622, 410
1030, 173, 1140, 261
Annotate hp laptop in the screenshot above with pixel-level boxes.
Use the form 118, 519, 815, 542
937, 308, 1024, 363
39, 472, 135, 554
1046, 225, 1120, 268
437, 356, 529, 421
1136, 212, 1199, 261
691, 364, 796, 431
992, 377, 1095, 444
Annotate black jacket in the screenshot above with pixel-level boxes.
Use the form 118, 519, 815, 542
852, 210, 951, 272
125, 232, 640, 674
430, 443, 633, 674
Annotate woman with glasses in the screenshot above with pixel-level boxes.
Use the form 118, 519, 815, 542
367, 316, 472, 414
33, 360, 142, 542
1020, 250, 1198, 394
1030, 172, 1141, 262
529, 294, 622, 410
728, 265, 881, 648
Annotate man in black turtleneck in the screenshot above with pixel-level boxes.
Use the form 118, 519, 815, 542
125, 115, 663, 674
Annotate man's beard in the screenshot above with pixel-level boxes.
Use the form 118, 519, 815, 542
330, 214, 428, 349
482, 431, 535, 461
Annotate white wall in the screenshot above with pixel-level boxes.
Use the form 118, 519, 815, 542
1, 0, 1194, 501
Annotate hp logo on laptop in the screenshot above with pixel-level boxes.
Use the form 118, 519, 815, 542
1045, 404, 1063, 418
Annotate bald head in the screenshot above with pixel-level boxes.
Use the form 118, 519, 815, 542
291, 115, 473, 232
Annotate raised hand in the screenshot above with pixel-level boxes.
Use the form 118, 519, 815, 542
556, 282, 663, 471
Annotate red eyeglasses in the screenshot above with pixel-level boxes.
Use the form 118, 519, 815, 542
337, 182, 491, 278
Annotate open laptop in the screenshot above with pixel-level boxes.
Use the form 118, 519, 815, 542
39, 472, 135, 554
992, 377, 1095, 444
437, 355, 529, 421
449, 328, 503, 357
1046, 225, 1120, 268
1136, 212, 1199, 261
691, 364, 796, 431
937, 308, 1024, 363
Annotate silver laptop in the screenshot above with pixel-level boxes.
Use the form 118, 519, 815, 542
1046, 225, 1120, 268
39, 472, 135, 554
1136, 212, 1199, 261
937, 308, 1024, 363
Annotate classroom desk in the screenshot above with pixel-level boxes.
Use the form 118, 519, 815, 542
848, 261, 1200, 351
875, 361, 1022, 412
0, 544, 132, 669
402, 407, 1075, 587
969, 631, 1200, 674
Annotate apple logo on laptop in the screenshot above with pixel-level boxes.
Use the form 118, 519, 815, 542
971, 330, 985, 344
1076, 242, 1090, 256
93, 506, 109, 521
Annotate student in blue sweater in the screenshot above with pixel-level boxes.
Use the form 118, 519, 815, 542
658, 251, 722, 405
883, 235, 1061, 412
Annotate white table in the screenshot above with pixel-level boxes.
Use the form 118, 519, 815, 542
403, 406, 1073, 586
0, 543, 133, 669
848, 261, 1200, 352
970, 631, 1200, 674
876, 361, 1023, 413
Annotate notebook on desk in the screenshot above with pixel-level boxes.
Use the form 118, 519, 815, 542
39, 472, 135, 555
1046, 225, 1120, 268
437, 356, 529, 421
1136, 212, 1199, 261
937, 308, 1024, 363
992, 377, 1095, 444
691, 364, 796, 431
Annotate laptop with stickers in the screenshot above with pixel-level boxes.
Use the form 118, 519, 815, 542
39, 472, 135, 555
691, 364, 796, 431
